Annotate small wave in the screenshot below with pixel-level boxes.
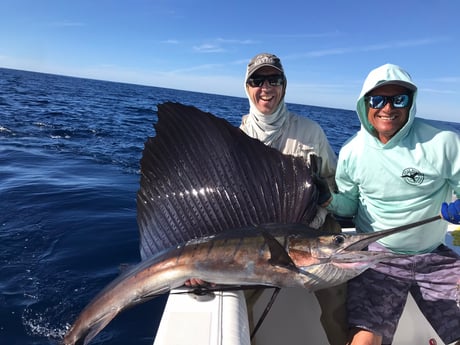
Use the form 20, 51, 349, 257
22, 308, 69, 341
50, 134, 71, 139
124, 105, 156, 115
0, 126, 13, 133
50, 129, 72, 139
34, 122, 49, 127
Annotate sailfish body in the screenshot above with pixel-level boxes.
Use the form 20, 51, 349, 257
63, 103, 406, 345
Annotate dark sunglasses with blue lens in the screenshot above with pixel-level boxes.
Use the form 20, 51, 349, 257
247, 74, 285, 88
365, 94, 411, 109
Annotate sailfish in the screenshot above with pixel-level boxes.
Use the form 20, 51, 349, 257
63, 102, 419, 345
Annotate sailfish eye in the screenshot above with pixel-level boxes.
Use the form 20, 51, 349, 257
333, 234, 345, 246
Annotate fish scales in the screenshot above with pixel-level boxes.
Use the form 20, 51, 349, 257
63, 224, 410, 345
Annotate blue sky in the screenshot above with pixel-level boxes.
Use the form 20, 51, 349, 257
1, 0, 459, 123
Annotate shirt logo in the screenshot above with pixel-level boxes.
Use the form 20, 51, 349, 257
401, 168, 424, 185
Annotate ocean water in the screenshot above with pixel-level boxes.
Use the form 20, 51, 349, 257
1, 67, 459, 345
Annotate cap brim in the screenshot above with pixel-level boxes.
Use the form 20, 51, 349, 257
367, 80, 417, 94
248, 64, 284, 78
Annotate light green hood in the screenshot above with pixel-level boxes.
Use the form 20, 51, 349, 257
356, 63, 418, 148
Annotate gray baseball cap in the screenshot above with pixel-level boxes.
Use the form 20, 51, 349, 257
246, 53, 284, 78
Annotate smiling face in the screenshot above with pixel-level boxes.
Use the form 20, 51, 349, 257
246, 66, 285, 115
366, 84, 411, 143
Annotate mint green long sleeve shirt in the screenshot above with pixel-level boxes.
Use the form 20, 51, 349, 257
327, 64, 460, 254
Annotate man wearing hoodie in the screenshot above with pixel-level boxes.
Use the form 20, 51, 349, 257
326, 63, 460, 345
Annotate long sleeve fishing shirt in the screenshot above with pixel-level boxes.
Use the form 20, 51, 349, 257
327, 63, 460, 254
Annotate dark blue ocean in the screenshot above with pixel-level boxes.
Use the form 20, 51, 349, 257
1, 67, 459, 345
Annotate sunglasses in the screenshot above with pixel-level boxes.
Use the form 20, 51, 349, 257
366, 94, 411, 109
247, 75, 285, 88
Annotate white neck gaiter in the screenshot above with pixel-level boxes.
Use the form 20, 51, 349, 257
244, 101, 288, 146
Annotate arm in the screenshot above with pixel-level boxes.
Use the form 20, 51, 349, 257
440, 130, 460, 224
315, 130, 338, 192
325, 155, 360, 217
327, 190, 359, 217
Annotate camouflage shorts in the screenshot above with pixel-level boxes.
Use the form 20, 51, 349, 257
347, 242, 460, 344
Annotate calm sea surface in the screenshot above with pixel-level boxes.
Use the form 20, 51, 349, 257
1, 67, 459, 345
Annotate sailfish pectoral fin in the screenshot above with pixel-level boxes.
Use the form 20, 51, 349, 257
261, 230, 299, 272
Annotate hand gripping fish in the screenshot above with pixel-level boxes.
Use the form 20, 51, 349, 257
63, 103, 421, 345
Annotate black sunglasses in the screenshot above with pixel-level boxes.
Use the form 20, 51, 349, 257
247, 75, 285, 88
366, 94, 411, 109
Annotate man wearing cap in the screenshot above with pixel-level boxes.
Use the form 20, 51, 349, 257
240, 53, 347, 345
241, 52, 338, 227
325, 63, 460, 344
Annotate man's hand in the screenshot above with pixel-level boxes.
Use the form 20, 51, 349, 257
184, 278, 216, 288
306, 153, 332, 207
441, 199, 460, 224
312, 173, 332, 207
